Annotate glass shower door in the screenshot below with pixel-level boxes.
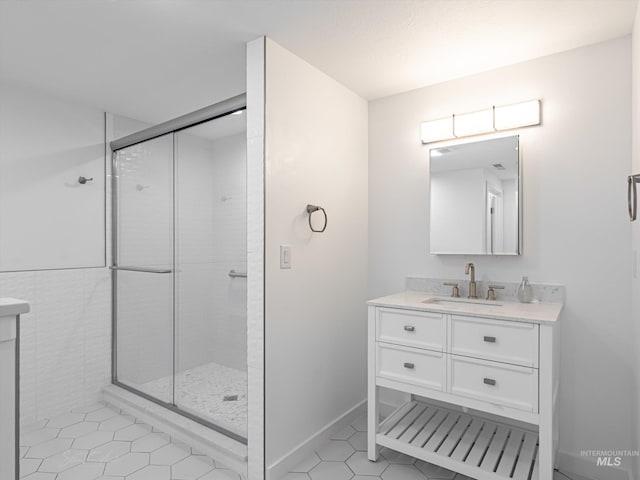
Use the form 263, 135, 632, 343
113, 133, 175, 404
173, 116, 248, 440
111, 107, 247, 443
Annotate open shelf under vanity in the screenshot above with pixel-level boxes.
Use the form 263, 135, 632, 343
378, 400, 539, 480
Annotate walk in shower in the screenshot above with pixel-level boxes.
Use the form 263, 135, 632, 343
110, 95, 247, 443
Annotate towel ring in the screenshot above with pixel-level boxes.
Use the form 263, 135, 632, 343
629, 175, 640, 221
306, 204, 327, 233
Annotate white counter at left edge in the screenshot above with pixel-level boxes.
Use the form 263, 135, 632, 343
0, 298, 30, 480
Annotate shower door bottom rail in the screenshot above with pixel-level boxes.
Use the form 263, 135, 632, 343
111, 380, 248, 445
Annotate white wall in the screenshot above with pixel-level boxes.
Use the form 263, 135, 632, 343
0, 82, 111, 425
246, 36, 265, 480
264, 38, 368, 471
369, 37, 634, 477
632, 4, 640, 478
0, 81, 105, 271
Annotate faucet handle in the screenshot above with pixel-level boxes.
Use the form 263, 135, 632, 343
486, 284, 505, 301
443, 282, 460, 298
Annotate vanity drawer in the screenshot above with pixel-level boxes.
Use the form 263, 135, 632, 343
449, 355, 538, 412
449, 315, 538, 367
377, 308, 445, 352
376, 343, 445, 392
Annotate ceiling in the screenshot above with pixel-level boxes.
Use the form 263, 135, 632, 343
1, 0, 637, 124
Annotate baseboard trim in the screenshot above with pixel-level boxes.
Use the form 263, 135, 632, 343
266, 400, 366, 480
266, 400, 399, 480
557, 450, 632, 480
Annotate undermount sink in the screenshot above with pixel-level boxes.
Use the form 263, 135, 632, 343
422, 297, 503, 308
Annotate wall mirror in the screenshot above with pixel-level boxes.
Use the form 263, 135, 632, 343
429, 135, 520, 255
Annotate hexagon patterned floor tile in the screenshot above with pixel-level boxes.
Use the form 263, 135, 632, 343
56, 462, 105, 480
102, 452, 150, 477
346, 431, 367, 451
72, 430, 115, 450
199, 469, 242, 480
38, 449, 87, 473
87, 440, 131, 462
113, 423, 152, 442
290, 452, 320, 472
46, 413, 86, 429
26, 438, 73, 459
308, 461, 354, 480
380, 446, 417, 465
21, 472, 57, 480
149, 443, 191, 466
415, 459, 457, 478
18, 404, 237, 480
171, 455, 215, 479
99, 414, 134, 432
346, 451, 388, 476
315, 440, 354, 462
284, 414, 488, 480
127, 465, 171, 480
131, 433, 170, 453
330, 425, 355, 441
21, 428, 60, 447
59, 421, 99, 439
381, 463, 428, 480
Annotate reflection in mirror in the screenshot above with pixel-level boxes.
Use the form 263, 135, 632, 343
429, 135, 520, 255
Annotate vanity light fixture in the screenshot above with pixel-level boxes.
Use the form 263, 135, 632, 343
420, 116, 454, 144
420, 99, 541, 144
453, 108, 494, 137
494, 99, 540, 130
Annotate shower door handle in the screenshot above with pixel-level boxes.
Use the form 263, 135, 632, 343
629, 175, 640, 221
110, 266, 172, 274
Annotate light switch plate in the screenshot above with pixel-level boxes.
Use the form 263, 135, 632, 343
280, 245, 291, 269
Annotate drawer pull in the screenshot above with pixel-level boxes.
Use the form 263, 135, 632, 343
404, 325, 415, 332
483, 377, 496, 386
483, 336, 496, 343
403, 362, 415, 369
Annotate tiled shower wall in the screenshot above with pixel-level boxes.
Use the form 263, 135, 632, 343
0, 82, 113, 426
0, 268, 111, 425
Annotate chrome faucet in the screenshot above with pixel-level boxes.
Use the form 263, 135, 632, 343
465, 262, 477, 299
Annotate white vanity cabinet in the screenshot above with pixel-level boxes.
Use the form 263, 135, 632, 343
0, 298, 29, 480
367, 292, 561, 480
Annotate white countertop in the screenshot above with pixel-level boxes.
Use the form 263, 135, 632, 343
0, 297, 30, 317
368, 291, 562, 324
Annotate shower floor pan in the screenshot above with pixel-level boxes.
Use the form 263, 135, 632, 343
140, 361, 248, 438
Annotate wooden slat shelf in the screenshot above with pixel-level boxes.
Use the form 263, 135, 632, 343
377, 401, 539, 480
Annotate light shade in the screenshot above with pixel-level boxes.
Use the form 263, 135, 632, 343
421, 116, 454, 144
494, 100, 540, 130
453, 109, 494, 137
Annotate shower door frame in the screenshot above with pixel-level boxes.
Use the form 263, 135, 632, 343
110, 94, 247, 444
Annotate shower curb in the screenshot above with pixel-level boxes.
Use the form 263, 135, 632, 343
103, 384, 248, 478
